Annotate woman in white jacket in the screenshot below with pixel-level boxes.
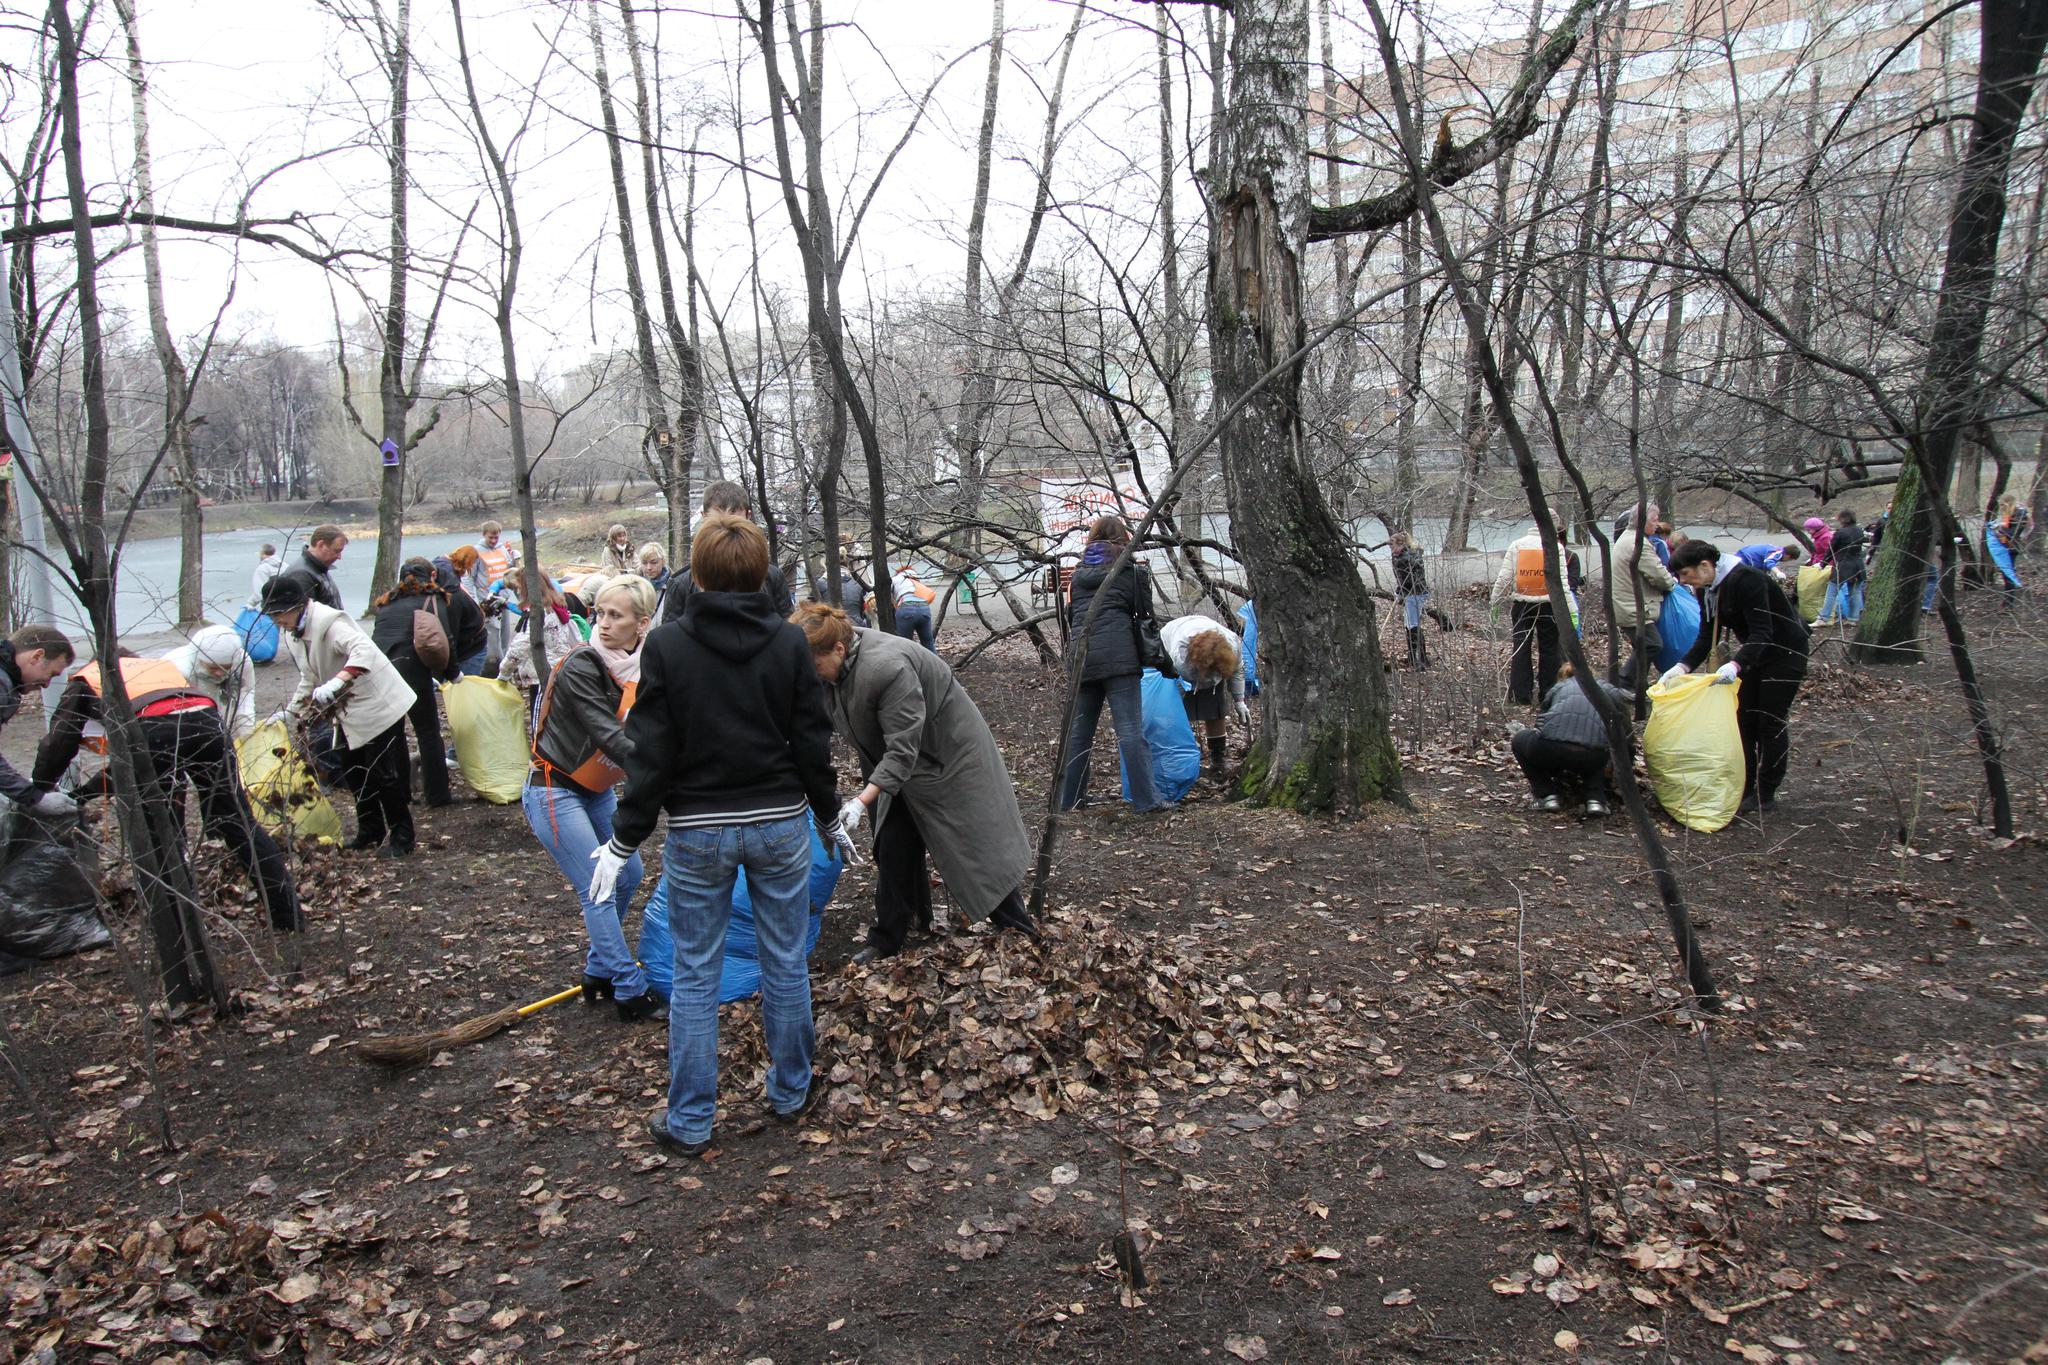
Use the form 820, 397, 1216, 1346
1159, 615, 1248, 782
260, 574, 420, 855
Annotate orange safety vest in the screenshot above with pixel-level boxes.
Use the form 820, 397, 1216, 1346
532, 653, 636, 792
1513, 546, 1548, 597
477, 543, 513, 585
74, 658, 212, 751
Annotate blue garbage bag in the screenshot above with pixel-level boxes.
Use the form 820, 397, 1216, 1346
1236, 602, 1260, 696
1987, 529, 2021, 587
1119, 667, 1202, 804
1655, 585, 1702, 672
640, 815, 842, 1001
235, 606, 280, 663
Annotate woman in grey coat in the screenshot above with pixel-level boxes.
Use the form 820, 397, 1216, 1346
793, 604, 1036, 961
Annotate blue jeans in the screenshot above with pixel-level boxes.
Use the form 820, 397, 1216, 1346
1402, 593, 1428, 629
894, 601, 934, 651
457, 647, 487, 677
522, 780, 647, 999
662, 815, 814, 1142
1058, 672, 1162, 811
1822, 579, 1864, 623
1923, 572, 1940, 612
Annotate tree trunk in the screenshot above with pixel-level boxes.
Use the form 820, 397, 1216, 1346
449, 0, 543, 659
1853, 0, 2048, 663
51, 0, 223, 1012
370, 0, 412, 609
585, 0, 669, 530
617, 0, 699, 563
112, 0, 202, 627
1210, 0, 1400, 812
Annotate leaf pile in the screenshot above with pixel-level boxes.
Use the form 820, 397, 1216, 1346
713, 911, 1352, 1125
0, 1197, 417, 1364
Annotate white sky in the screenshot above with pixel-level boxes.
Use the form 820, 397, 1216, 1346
34, 0, 1252, 389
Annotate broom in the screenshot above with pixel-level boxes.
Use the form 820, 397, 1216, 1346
357, 984, 583, 1067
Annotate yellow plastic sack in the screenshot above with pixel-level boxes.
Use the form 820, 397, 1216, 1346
235, 718, 343, 844
1796, 564, 1831, 623
1644, 674, 1745, 833
442, 676, 528, 804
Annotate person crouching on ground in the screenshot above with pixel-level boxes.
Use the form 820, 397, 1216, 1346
261, 573, 420, 855
590, 515, 841, 1156
1661, 539, 1810, 816
1511, 662, 1632, 818
528, 574, 663, 1023
793, 603, 1036, 964
1159, 614, 1248, 782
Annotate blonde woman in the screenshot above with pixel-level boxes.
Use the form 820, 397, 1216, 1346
1159, 615, 1249, 781
525, 574, 662, 1021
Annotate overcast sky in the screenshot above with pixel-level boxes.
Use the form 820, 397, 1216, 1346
30, 0, 1240, 384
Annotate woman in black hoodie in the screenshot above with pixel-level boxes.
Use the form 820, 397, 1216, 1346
1056, 515, 1165, 813
592, 515, 840, 1157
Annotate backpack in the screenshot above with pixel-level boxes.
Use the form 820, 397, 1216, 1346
413, 602, 452, 674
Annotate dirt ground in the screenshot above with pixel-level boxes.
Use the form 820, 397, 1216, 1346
0, 593, 2043, 1364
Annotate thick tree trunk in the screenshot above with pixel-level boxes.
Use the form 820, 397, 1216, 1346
1211, 0, 1400, 812
1853, 0, 2048, 663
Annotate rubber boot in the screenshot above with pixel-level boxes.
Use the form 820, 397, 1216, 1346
1206, 735, 1227, 783
1415, 628, 1430, 671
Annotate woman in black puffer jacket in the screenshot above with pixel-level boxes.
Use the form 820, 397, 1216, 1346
1056, 516, 1165, 812
371, 558, 461, 807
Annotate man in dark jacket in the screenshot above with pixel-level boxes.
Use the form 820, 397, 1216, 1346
656, 481, 795, 626
1663, 541, 1810, 814
594, 514, 839, 1157
1512, 669, 1631, 817
282, 525, 347, 611
0, 625, 80, 819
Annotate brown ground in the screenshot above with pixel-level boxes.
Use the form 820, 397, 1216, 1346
0, 595, 2043, 1364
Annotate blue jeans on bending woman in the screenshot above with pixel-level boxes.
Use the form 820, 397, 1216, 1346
1058, 672, 1161, 812
662, 815, 815, 1144
523, 778, 647, 1000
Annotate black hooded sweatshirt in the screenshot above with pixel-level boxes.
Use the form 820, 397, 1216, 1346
607, 589, 838, 856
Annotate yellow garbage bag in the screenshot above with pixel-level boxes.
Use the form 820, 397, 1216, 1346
1644, 673, 1744, 833
235, 718, 343, 844
1796, 564, 1831, 623
442, 676, 528, 804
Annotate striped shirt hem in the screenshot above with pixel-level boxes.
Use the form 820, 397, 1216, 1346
607, 798, 807, 859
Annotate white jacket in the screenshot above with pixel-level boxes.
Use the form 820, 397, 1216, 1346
283, 602, 415, 748
1159, 615, 1246, 699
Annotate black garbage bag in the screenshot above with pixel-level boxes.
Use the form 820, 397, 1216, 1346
0, 813, 108, 968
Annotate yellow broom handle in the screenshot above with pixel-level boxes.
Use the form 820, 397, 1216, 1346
517, 985, 585, 1018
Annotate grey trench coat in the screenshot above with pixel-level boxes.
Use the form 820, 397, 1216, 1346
823, 629, 1030, 922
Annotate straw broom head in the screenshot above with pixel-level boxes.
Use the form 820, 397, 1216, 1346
357, 1004, 522, 1068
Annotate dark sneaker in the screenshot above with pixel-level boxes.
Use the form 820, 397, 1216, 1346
850, 945, 895, 966
1526, 795, 1565, 814
1582, 798, 1610, 818
615, 991, 665, 1023
581, 975, 615, 1005
647, 1114, 710, 1156
768, 1078, 823, 1126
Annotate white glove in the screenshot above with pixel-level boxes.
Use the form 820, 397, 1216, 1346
1657, 664, 1690, 687
29, 789, 77, 818
829, 827, 864, 866
1234, 701, 1251, 726
310, 677, 348, 708
1711, 662, 1740, 686
265, 707, 292, 727
588, 845, 629, 906
835, 798, 868, 839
